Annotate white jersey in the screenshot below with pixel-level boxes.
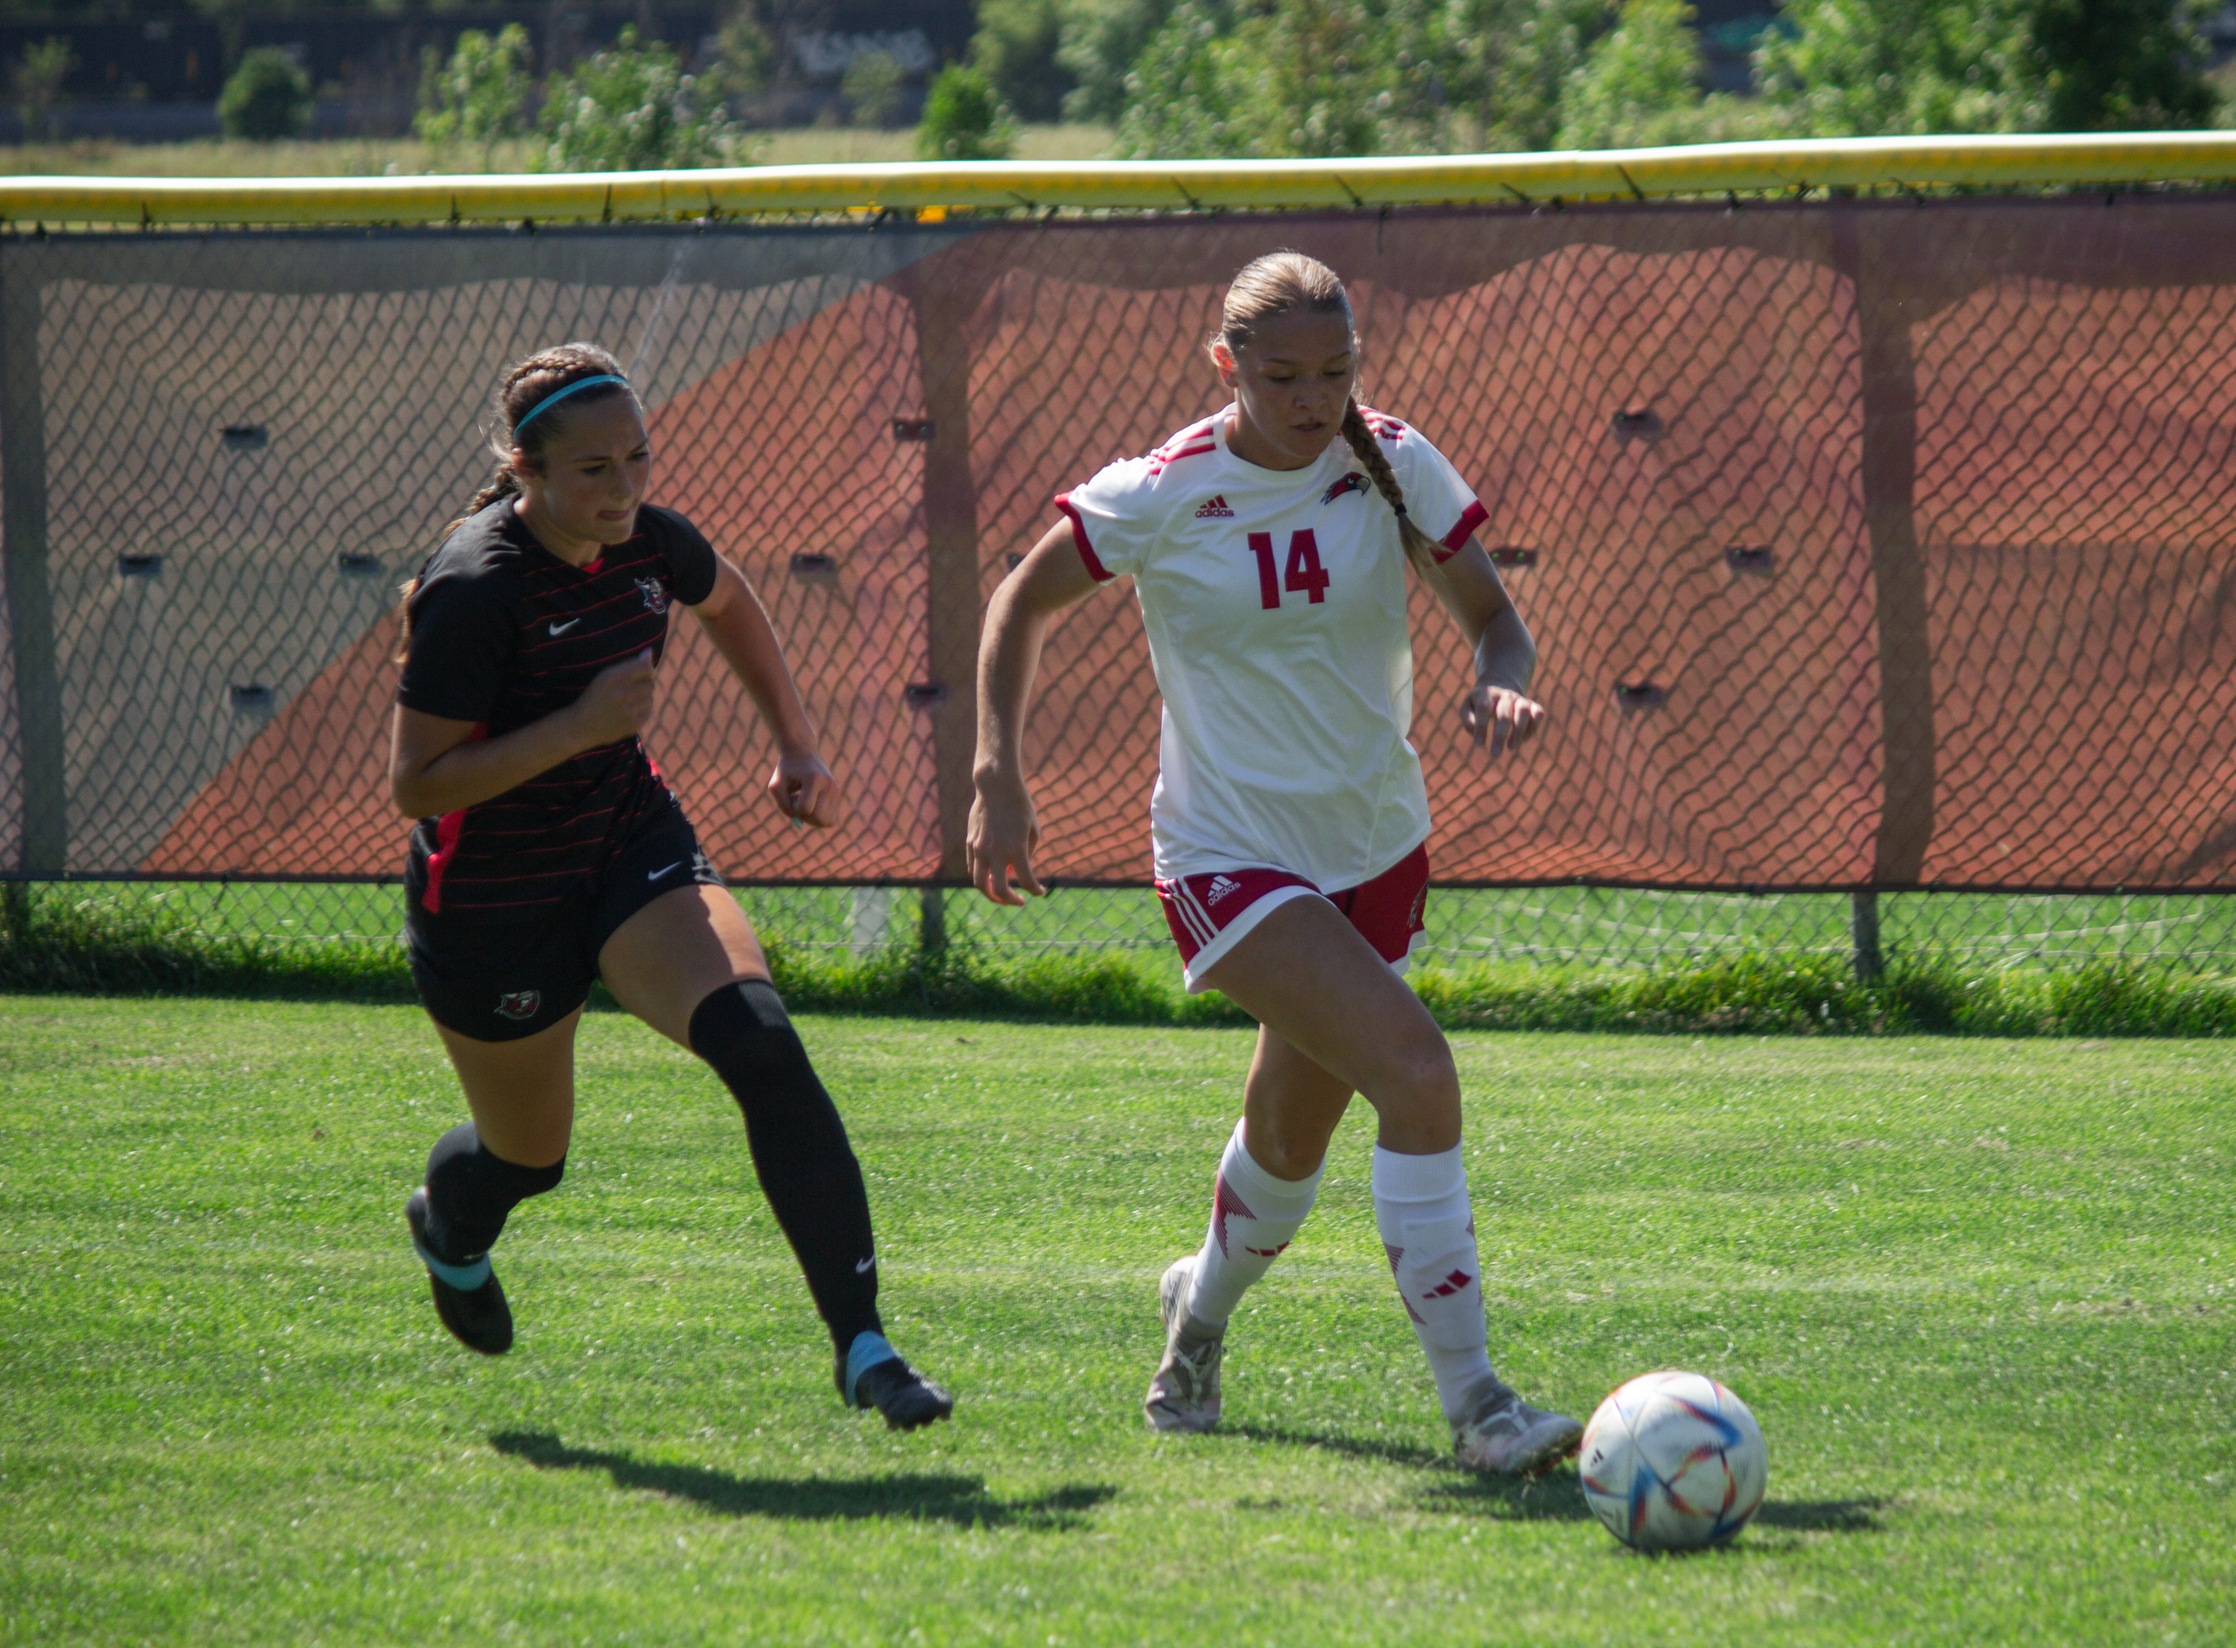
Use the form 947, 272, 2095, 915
1058, 405, 1487, 891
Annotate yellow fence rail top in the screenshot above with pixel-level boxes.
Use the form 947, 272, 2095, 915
8, 131, 2236, 226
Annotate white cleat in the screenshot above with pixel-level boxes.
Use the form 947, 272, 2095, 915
1452, 1381, 1584, 1476
1143, 1255, 1224, 1434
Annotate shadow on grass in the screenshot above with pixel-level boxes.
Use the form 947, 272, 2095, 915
1224, 1421, 1453, 1471
1224, 1422, 1592, 1522
1754, 1497, 1886, 1533
1594, 1497, 1892, 1557
489, 1431, 1116, 1531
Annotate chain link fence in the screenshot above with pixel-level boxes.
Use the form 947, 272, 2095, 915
8, 879, 2236, 981
3, 199, 2234, 995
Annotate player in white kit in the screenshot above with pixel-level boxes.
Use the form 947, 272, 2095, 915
968, 251, 1581, 1474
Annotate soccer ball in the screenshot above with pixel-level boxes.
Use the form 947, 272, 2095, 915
1578, 1370, 1767, 1551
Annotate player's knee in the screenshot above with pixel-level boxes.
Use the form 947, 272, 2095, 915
687, 978, 845, 1145
1384, 1038, 1462, 1116
688, 978, 812, 1085
1248, 1126, 1328, 1181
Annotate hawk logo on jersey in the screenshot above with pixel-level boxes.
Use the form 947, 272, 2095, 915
494, 990, 543, 1021
1204, 874, 1243, 906
1322, 471, 1370, 505
636, 577, 669, 615
1194, 495, 1235, 518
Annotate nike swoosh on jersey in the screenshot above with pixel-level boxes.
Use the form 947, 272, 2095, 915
855, 1256, 876, 1274
647, 860, 683, 880
548, 618, 581, 635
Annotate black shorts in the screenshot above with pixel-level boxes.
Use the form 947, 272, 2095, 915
405, 801, 726, 1042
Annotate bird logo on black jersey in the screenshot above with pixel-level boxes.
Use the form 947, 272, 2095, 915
636, 577, 669, 615
1323, 471, 1370, 505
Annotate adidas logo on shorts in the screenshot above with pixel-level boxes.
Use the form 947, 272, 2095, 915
1204, 874, 1242, 906
1194, 495, 1235, 518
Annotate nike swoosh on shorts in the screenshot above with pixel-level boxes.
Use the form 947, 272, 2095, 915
647, 861, 683, 880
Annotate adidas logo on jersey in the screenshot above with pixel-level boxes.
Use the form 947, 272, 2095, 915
1195, 495, 1235, 518
1204, 874, 1243, 905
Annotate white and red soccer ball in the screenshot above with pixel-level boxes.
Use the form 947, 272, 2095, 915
1579, 1371, 1768, 1551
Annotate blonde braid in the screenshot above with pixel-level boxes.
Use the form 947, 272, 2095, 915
1340, 399, 1445, 578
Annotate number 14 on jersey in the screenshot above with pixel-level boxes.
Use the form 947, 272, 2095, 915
1247, 530, 1331, 610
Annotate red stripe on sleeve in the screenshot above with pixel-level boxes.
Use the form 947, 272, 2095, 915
1055, 494, 1113, 582
1434, 499, 1490, 562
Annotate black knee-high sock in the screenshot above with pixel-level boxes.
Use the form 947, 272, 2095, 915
688, 980, 882, 1352
421, 1121, 565, 1263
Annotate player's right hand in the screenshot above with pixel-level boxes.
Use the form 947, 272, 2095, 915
968, 775, 1045, 905
572, 649, 657, 747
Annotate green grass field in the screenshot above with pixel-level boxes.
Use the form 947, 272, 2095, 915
3, 997, 2231, 1644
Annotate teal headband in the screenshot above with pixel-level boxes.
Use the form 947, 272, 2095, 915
512, 373, 629, 438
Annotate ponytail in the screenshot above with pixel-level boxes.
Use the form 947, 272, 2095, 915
394, 467, 523, 662
1339, 399, 1446, 581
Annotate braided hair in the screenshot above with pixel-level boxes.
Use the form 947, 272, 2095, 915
1214, 251, 1446, 579
396, 343, 638, 659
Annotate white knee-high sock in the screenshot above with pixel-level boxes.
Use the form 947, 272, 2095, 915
1372, 1142, 1498, 1424
1183, 1118, 1322, 1327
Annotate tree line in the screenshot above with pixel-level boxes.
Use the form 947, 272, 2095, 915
979, 0, 2222, 156
12, 0, 2224, 162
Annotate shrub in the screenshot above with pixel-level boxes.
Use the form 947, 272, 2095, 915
1057, 0, 1173, 123
842, 47, 909, 129
1756, 0, 2037, 135
414, 24, 534, 168
11, 36, 73, 143
538, 25, 739, 172
714, 5, 776, 101
915, 62, 1019, 160
1759, 0, 2217, 137
1116, 0, 1394, 159
974, 0, 1072, 122
1555, 0, 1705, 148
218, 46, 314, 142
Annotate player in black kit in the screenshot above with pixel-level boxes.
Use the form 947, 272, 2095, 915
390, 342, 950, 1428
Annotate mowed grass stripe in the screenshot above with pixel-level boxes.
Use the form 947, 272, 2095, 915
0, 999, 2230, 1646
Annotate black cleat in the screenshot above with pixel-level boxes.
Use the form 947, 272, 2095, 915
838, 1332, 954, 1431
405, 1187, 512, 1356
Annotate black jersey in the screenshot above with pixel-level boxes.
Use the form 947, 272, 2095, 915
397, 500, 720, 916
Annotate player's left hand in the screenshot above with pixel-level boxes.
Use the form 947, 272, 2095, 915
1460, 684, 1546, 757
768, 751, 842, 829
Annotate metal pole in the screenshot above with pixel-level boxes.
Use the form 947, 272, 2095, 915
1851, 890, 1883, 982
0, 240, 66, 875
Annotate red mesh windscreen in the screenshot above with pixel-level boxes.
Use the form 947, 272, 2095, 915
4, 198, 2230, 891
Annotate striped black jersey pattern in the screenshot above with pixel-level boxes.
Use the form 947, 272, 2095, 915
397, 501, 720, 916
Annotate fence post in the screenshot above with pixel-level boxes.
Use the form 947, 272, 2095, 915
1850, 890, 1883, 982
897, 242, 991, 969
0, 241, 67, 876
1836, 206, 1937, 897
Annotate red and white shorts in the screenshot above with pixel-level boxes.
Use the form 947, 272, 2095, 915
1155, 841, 1430, 993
